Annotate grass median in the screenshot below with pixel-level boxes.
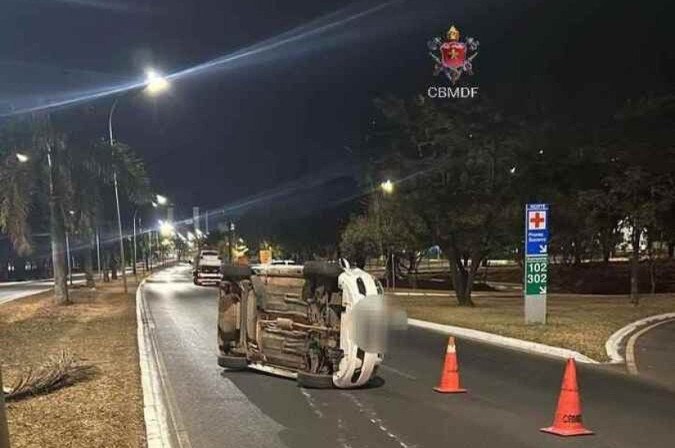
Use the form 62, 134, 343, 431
0, 279, 145, 448
397, 290, 675, 361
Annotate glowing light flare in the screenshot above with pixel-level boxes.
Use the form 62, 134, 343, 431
159, 220, 175, 237
380, 179, 394, 194
155, 194, 168, 205
1, 1, 395, 117
16, 153, 29, 163
145, 70, 169, 96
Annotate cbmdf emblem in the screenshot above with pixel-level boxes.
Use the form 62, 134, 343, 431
428, 25, 479, 85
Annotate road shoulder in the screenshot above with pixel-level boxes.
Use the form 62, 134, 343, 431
137, 268, 191, 448
605, 312, 675, 363
624, 318, 675, 390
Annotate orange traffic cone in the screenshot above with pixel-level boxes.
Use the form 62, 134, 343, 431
540, 358, 593, 436
433, 336, 467, 393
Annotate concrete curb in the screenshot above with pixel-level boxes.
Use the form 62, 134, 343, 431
136, 279, 173, 448
408, 318, 599, 364
605, 312, 675, 364
391, 291, 451, 297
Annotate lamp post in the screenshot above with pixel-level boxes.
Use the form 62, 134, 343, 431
132, 209, 139, 278
376, 179, 394, 288
96, 230, 102, 280
107, 70, 169, 293
150, 195, 170, 269
227, 221, 235, 263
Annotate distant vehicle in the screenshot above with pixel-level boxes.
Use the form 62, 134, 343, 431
193, 249, 221, 286
216, 260, 393, 388
270, 259, 296, 265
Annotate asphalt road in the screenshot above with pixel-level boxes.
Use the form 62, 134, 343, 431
635, 319, 675, 391
0, 268, 136, 305
0, 274, 87, 305
143, 265, 675, 448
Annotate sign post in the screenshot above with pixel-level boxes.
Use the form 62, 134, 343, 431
524, 204, 549, 324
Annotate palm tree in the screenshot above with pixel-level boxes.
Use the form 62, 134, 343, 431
1, 110, 153, 299
0, 115, 70, 304
62, 138, 151, 287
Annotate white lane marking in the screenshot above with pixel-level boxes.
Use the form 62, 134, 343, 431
300, 388, 324, 418
336, 418, 353, 448
343, 392, 416, 448
380, 365, 417, 381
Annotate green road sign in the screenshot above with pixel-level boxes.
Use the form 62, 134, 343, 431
525, 258, 548, 295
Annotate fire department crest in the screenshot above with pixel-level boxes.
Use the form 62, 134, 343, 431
428, 25, 479, 85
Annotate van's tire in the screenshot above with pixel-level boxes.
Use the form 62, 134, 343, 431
297, 371, 334, 389
303, 261, 343, 280
217, 354, 248, 370
221, 265, 253, 280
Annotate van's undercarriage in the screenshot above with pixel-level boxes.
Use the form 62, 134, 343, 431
217, 262, 383, 388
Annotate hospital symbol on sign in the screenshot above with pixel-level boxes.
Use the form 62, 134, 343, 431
528, 211, 547, 230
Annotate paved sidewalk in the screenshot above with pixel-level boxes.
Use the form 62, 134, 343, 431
634, 319, 675, 391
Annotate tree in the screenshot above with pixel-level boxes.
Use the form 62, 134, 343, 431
604, 95, 675, 304
366, 96, 524, 306
0, 114, 153, 299
0, 116, 70, 304
340, 214, 378, 269
340, 194, 429, 283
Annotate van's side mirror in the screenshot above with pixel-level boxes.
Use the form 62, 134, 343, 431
188, 260, 192, 264
218, 256, 222, 260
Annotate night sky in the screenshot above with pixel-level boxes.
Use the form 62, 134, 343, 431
0, 0, 672, 224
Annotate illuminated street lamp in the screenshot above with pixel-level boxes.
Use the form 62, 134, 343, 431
375, 179, 395, 288
159, 220, 175, 237
380, 179, 394, 194
155, 194, 168, 206
16, 153, 29, 163
145, 69, 170, 96
107, 69, 170, 293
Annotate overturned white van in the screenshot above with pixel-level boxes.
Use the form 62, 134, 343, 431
217, 260, 397, 388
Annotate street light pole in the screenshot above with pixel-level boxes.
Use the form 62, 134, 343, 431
148, 230, 153, 272
132, 209, 139, 278
96, 229, 102, 280
376, 179, 394, 288
228, 221, 235, 263
106, 71, 168, 284
108, 97, 128, 294
65, 231, 73, 286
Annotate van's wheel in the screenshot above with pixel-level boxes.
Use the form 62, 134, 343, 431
217, 354, 248, 370
297, 371, 334, 389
